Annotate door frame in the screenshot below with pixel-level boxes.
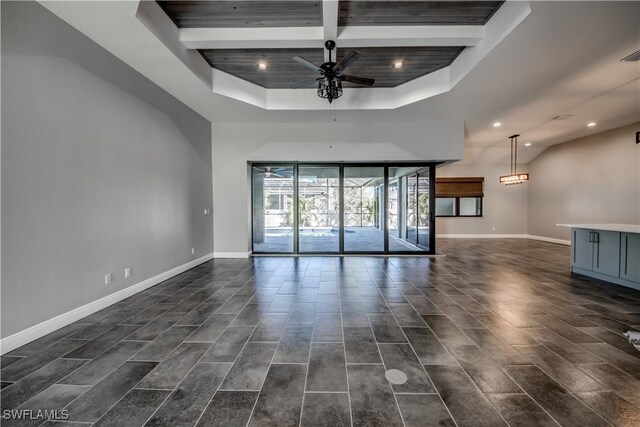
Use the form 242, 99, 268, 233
250, 162, 439, 255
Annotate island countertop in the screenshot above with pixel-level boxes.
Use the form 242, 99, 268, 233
556, 223, 640, 234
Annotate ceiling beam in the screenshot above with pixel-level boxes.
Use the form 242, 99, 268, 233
338, 25, 485, 47
179, 25, 485, 50
322, 0, 339, 61
179, 27, 323, 50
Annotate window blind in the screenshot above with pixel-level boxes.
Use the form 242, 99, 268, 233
435, 177, 484, 198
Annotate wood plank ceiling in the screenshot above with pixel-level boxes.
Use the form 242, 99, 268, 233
157, 1, 323, 27
158, 1, 503, 89
201, 49, 324, 89
339, 1, 505, 26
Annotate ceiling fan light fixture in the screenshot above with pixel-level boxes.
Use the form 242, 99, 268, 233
317, 77, 343, 104
291, 40, 374, 104
256, 61, 268, 70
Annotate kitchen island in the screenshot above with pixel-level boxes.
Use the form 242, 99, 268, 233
557, 224, 640, 290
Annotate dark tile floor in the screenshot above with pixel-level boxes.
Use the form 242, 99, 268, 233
2, 239, 640, 426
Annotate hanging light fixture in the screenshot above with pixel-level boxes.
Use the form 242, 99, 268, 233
317, 76, 343, 104
500, 134, 529, 185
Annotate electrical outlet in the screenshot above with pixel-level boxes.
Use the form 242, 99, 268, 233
203, 208, 209, 215
192, 247, 195, 255
492, 227, 496, 231
124, 267, 131, 278
105, 273, 112, 285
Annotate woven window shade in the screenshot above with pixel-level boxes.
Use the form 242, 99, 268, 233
436, 177, 484, 198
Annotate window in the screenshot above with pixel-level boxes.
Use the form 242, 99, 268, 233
435, 198, 456, 216
435, 177, 484, 217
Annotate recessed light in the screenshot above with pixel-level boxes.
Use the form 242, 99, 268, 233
587, 122, 597, 127
493, 122, 502, 127
256, 62, 269, 70
524, 143, 532, 147
392, 61, 404, 69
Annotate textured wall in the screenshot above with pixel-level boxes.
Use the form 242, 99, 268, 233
1, 2, 213, 337
436, 162, 529, 236
211, 118, 464, 254
527, 123, 640, 240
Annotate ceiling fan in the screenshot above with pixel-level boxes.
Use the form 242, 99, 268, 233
259, 167, 286, 178
291, 40, 375, 103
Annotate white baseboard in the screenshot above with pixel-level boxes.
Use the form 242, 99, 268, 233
0, 253, 214, 355
526, 234, 571, 245
213, 252, 252, 258
437, 233, 570, 246
437, 234, 529, 239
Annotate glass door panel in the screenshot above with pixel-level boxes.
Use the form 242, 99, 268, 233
417, 169, 430, 250
298, 166, 340, 252
406, 174, 418, 245
343, 167, 384, 252
252, 165, 294, 253
388, 167, 427, 252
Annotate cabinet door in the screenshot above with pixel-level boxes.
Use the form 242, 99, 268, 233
620, 233, 640, 282
593, 231, 620, 277
572, 229, 593, 270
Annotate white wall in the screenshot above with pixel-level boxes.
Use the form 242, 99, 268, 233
528, 123, 640, 241
1, 2, 213, 338
436, 163, 529, 236
212, 118, 464, 254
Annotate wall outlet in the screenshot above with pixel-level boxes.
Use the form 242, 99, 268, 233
105, 273, 112, 285
192, 247, 195, 255
203, 208, 209, 215
124, 267, 131, 278
492, 227, 496, 231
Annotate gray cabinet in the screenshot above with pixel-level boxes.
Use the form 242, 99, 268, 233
572, 229, 620, 275
570, 228, 639, 290
592, 230, 620, 276
572, 229, 593, 270
620, 233, 640, 282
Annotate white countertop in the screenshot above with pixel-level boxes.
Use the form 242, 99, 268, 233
556, 223, 640, 233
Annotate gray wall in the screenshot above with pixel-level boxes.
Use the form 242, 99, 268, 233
527, 123, 640, 241
211, 118, 463, 254
1, 2, 213, 338
436, 162, 529, 236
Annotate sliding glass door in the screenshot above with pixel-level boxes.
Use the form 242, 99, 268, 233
417, 169, 431, 251
298, 166, 340, 253
343, 167, 385, 252
251, 163, 435, 254
252, 165, 294, 253
386, 167, 433, 252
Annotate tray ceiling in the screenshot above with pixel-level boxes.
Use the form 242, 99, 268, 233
144, 0, 529, 108
160, 1, 496, 89
200, 46, 463, 88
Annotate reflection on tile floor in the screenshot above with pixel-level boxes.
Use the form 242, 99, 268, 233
254, 226, 428, 253
2, 239, 640, 426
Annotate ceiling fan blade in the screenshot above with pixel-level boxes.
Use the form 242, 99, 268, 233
334, 50, 360, 72
341, 74, 375, 86
292, 56, 323, 72
290, 77, 321, 89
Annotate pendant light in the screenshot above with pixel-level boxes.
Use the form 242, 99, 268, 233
500, 134, 529, 185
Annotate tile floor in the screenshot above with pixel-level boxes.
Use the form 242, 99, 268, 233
2, 239, 640, 426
